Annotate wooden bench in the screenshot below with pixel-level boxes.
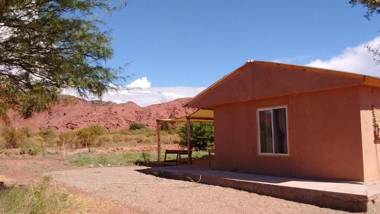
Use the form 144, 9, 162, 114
164, 149, 192, 165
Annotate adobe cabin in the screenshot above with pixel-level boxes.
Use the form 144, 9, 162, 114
186, 61, 380, 182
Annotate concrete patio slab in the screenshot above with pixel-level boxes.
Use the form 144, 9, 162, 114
140, 165, 380, 213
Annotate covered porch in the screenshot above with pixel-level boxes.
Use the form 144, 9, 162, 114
156, 109, 214, 165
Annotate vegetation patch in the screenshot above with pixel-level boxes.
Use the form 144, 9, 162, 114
70, 151, 209, 167
129, 122, 146, 130
70, 152, 156, 167
19, 142, 45, 156
179, 123, 214, 150
76, 125, 107, 149
1, 128, 28, 149
0, 177, 77, 214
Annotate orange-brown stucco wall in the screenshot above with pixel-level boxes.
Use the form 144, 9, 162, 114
359, 87, 380, 181
213, 87, 365, 181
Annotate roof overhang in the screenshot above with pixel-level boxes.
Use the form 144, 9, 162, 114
185, 61, 380, 109
157, 109, 214, 123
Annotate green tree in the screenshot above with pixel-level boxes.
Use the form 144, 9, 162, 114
350, 0, 380, 18
179, 123, 214, 150
0, 0, 125, 117
350, 0, 380, 62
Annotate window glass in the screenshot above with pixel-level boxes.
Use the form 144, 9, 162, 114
259, 110, 273, 153
258, 107, 288, 154
273, 108, 288, 154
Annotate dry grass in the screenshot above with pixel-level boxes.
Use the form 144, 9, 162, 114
0, 177, 78, 214
69, 151, 209, 167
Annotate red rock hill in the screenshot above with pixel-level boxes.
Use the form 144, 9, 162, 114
5, 96, 194, 132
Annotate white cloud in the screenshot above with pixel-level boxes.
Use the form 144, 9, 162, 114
62, 77, 205, 106
307, 36, 380, 76
103, 87, 204, 106
126, 77, 151, 89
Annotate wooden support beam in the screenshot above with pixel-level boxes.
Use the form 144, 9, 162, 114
186, 117, 192, 164
156, 120, 161, 162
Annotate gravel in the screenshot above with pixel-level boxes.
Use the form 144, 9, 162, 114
50, 166, 350, 214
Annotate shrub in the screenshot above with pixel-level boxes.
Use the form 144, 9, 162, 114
38, 128, 58, 145
129, 122, 146, 130
1, 128, 27, 149
75, 125, 107, 148
111, 134, 127, 143
95, 135, 113, 146
58, 131, 77, 148
20, 127, 32, 137
0, 136, 6, 150
20, 142, 45, 156
179, 123, 214, 150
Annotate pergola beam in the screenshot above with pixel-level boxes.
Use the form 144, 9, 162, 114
156, 120, 161, 162
186, 117, 192, 164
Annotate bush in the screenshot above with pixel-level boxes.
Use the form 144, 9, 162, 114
20, 127, 32, 137
111, 134, 127, 143
95, 135, 113, 146
129, 122, 146, 130
1, 128, 27, 149
0, 136, 6, 150
20, 142, 45, 156
75, 125, 107, 148
38, 128, 58, 145
179, 123, 214, 150
58, 131, 77, 148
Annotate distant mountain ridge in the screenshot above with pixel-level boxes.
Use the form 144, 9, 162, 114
4, 96, 194, 132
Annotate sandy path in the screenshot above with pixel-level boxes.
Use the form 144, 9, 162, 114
50, 166, 351, 214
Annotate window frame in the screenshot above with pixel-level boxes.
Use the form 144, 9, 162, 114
257, 105, 289, 156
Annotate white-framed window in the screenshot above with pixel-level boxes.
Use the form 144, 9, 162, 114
257, 106, 289, 155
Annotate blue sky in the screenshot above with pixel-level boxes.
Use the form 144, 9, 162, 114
102, 0, 379, 87
65, 0, 380, 105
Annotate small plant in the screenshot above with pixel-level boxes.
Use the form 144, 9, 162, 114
75, 125, 107, 149
38, 128, 58, 145
111, 134, 126, 143
95, 135, 113, 146
129, 122, 146, 130
58, 131, 77, 149
20, 127, 31, 137
0, 136, 6, 150
1, 127, 27, 149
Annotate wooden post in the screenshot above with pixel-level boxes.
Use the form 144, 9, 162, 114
186, 117, 192, 164
156, 120, 161, 162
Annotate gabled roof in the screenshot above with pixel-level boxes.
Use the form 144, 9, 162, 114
186, 61, 380, 109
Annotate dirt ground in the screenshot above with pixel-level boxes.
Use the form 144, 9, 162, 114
49, 166, 351, 214
0, 156, 136, 213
